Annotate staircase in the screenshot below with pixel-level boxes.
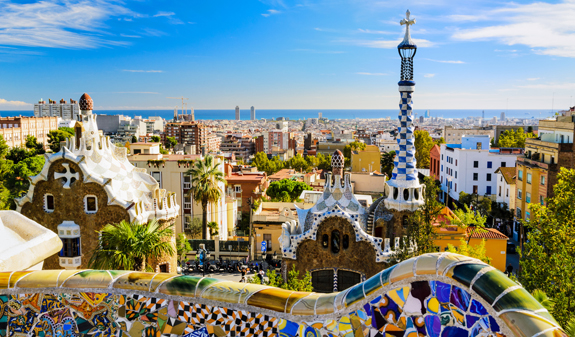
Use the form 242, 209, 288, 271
366, 212, 375, 236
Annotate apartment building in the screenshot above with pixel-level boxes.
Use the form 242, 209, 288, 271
430, 144, 441, 180
128, 146, 236, 239
163, 121, 209, 155
220, 135, 255, 161
0, 116, 58, 148
443, 125, 494, 144
350, 145, 381, 173
439, 135, 523, 203
34, 99, 79, 120
514, 115, 575, 230
255, 130, 292, 154
224, 164, 269, 215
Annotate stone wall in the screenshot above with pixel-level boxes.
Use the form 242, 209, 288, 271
284, 216, 389, 282
0, 253, 563, 337
20, 159, 131, 270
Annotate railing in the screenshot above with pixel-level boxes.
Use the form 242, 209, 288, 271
219, 240, 250, 252
183, 183, 191, 189
188, 239, 215, 252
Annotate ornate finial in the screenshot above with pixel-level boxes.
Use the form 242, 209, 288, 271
399, 9, 416, 49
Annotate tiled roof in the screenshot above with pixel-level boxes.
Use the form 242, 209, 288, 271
495, 166, 516, 185
467, 227, 508, 239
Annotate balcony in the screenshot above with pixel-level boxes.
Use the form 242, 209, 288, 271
517, 156, 550, 170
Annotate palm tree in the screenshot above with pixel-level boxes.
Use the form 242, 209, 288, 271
381, 150, 396, 178
186, 155, 226, 239
89, 219, 174, 271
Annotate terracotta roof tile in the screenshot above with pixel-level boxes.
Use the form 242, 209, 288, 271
467, 227, 508, 239
495, 167, 516, 185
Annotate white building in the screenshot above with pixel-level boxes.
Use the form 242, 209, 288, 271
439, 135, 523, 202
250, 106, 256, 120
235, 106, 240, 120
34, 98, 80, 121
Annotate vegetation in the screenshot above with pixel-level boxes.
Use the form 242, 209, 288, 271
458, 192, 492, 218
176, 233, 192, 263
518, 168, 575, 326
47, 128, 74, 152
185, 155, 226, 239
25, 135, 45, 155
414, 130, 444, 169
408, 177, 444, 255
252, 152, 330, 175
207, 221, 219, 236
249, 266, 313, 292
184, 216, 203, 239
447, 238, 491, 264
151, 135, 161, 142
59, 126, 75, 136
380, 150, 396, 178
131, 135, 138, 143
89, 219, 174, 272
266, 179, 312, 202
165, 136, 177, 149
342, 141, 366, 167
497, 128, 536, 148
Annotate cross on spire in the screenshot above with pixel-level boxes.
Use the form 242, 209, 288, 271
400, 10, 415, 27
399, 9, 416, 47
54, 163, 79, 189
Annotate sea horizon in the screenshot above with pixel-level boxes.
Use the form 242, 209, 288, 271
0, 108, 557, 121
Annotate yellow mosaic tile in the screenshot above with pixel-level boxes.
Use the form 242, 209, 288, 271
61, 270, 112, 289
389, 258, 415, 283
291, 292, 321, 315
415, 254, 440, 275
315, 292, 338, 315
499, 311, 558, 337
437, 253, 474, 275
285, 291, 312, 313
57, 270, 87, 287
149, 273, 177, 292
238, 283, 268, 304
0, 272, 12, 289
9, 271, 34, 289
200, 281, 250, 304
247, 287, 293, 313
334, 289, 348, 311
114, 272, 158, 291
15, 270, 62, 289
157, 275, 201, 297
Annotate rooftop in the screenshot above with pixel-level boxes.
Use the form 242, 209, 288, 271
495, 166, 516, 185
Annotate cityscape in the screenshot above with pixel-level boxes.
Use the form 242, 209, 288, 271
0, 1, 573, 337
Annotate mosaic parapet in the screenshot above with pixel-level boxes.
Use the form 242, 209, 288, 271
0, 253, 565, 337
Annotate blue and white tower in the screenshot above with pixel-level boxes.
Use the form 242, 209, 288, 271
384, 10, 424, 212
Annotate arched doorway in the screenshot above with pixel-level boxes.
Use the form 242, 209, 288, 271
311, 269, 334, 293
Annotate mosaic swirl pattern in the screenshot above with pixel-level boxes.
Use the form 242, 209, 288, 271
0, 253, 565, 337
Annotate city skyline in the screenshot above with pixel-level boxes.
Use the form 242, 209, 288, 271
1, 0, 575, 111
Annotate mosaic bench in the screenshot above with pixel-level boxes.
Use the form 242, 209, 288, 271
0, 253, 564, 337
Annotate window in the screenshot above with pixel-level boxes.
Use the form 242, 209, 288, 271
331, 230, 340, 254
44, 194, 54, 212
518, 170, 523, 181
84, 195, 97, 214
455, 183, 457, 192
473, 173, 478, 181
541, 176, 545, 185
516, 208, 522, 218
322, 234, 329, 248
235, 185, 242, 193
441, 165, 443, 172
152, 171, 161, 186
60, 238, 81, 258
455, 171, 457, 178
486, 173, 492, 181
486, 186, 492, 195
540, 195, 545, 205
441, 155, 443, 160
455, 160, 457, 166
499, 186, 502, 197
506, 189, 509, 197
473, 185, 478, 194
473, 161, 479, 168
518, 189, 522, 200
263, 233, 272, 251
527, 173, 532, 184
487, 161, 492, 168
501, 162, 506, 167
526, 192, 531, 203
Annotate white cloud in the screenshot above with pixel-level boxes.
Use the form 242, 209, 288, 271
292, 48, 344, 54
0, 0, 133, 49
351, 38, 434, 49
114, 92, 160, 94
424, 73, 435, 78
0, 98, 31, 107
518, 82, 575, 89
357, 29, 393, 35
120, 34, 141, 38
356, 72, 387, 76
452, 1, 575, 58
262, 9, 281, 17
122, 70, 164, 73
527, 78, 540, 81
154, 11, 175, 17
424, 59, 465, 64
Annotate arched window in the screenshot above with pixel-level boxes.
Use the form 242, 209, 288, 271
84, 195, 98, 214
322, 234, 329, 248
342, 234, 349, 249
331, 230, 340, 254
403, 188, 410, 201
393, 187, 399, 200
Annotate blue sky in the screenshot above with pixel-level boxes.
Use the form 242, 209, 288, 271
1, 0, 575, 110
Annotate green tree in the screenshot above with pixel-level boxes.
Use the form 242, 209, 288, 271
305, 155, 319, 169
519, 168, 575, 326
184, 216, 203, 239
408, 177, 444, 255
317, 153, 332, 171
380, 151, 396, 178
3, 156, 45, 207
252, 152, 285, 175
151, 135, 161, 142
165, 136, 177, 149
186, 155, 226, 239
6, 147, 35, 164
448, 204, 487, 244
266, 179, 312, 202
342, 141, 366, 164
25, 135, 45, 155
497, 128, 536, 148
414, 130, 434, 169
176, 233, 192, 263
249, 266, 313, 291
0, 135, 8, 159
89, 219, 175, 272
447, 238, 491, 264
131, 135, 138, 143
47, 129, 73, 152
207, 221, 219, 236
58, 126, 75, 136
286, 154, 309, 172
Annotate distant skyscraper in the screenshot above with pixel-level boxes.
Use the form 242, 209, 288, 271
250, 106, 255, 120
500, 112, 506, 121
235, 106, 240, 120
419, 116, 424, 123
482, 110, 485, 119
318, 112, 322, 119
425, 110, 430, 118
